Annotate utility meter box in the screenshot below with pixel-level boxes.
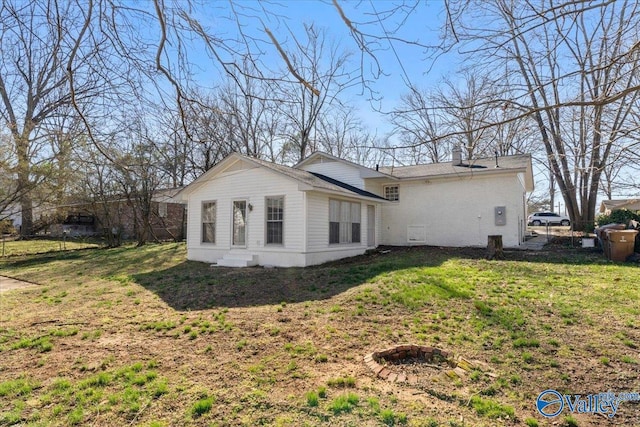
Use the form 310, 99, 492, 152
495, 206, 506, 226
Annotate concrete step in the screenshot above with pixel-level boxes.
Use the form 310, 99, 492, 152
225, 253, 257, 262
216, 253, 258, 267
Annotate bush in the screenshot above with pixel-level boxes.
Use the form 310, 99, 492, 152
0, 219, 16, 234
596, 209, 640, 227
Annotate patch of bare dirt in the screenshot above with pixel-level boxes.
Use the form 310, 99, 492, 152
0, 275, 39, 292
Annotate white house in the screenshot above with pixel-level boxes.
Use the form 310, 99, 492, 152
179, 149, 534, 267
178, 154, 389, 267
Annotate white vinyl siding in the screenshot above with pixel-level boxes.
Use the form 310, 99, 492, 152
266, 196, 284, 245
306, 193, 329, 249
299, 160, 364, 189
329, 199, 361, 244
367, 205, 376, 247
202, 201, 216, 243
184, 154, 382, 266
186, 166, 304, 255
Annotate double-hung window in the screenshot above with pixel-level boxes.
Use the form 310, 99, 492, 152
329, 200, 361, 244
266, 196, 284, 245
202, 201, 216, 243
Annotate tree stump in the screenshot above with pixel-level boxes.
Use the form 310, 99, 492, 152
487, 235, 504, 260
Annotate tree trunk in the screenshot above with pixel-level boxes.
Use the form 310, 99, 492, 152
549, 171, 555, 212
19, 194, 33, 238
487, 235, 504, 260
16, 133, 33, 237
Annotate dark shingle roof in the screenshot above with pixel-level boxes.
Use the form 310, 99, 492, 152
309, 173, 388, 201
248, 157, 387, 201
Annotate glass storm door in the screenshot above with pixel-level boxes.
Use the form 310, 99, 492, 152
232, 200, 247, 246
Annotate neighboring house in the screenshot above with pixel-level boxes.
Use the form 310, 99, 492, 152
46, 188, 186, 240
599, 199, 640, 215
179, 148, 534, 267
49, 213, 98, 237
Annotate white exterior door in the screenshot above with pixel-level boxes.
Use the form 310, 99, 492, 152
232, 200, 247, 247
367, 205, 375, 247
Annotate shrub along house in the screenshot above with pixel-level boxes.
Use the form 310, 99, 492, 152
178, 149, 534, 267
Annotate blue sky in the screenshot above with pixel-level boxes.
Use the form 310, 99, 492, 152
187, 0, 458, 134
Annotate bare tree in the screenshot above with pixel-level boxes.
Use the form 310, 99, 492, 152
154, 109, 190, 188
0, 0, 145, 236
113, 125, 167, 247
444, 0, 640, 229
390, 88, 449, 164
277, 24, 355, 162
182, 95, 236, 176
218, 61, 283, 160
83, 162, 122, 247
391, 69, 540, 167
0, 134, 20, 223
599, 139, 640, 199
314, 108, 366, 158
437, 73, 498, 160
598, 107, 640, 199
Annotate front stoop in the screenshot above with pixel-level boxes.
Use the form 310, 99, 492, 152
216, 253, 258, 267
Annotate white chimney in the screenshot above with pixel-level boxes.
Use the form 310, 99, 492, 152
452, 145, 462, 165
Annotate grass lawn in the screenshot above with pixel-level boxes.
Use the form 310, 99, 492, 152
0, 242, 639, 426
1, 237, 101, 257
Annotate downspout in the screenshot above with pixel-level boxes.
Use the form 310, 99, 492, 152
302, 192, 308, 262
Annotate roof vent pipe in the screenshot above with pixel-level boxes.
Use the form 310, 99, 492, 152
452, 145, 463, 166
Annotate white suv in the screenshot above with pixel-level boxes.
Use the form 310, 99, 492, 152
527, 212, 571, 226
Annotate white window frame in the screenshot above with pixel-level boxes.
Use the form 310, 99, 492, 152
231, 199, 248, 247
265, 196, 284, 245
384, 185, 399, 202
329, 199, 361, 245
201, 201, 216, 244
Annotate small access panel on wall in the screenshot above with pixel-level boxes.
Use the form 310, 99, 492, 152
495, 206, 506, 226
407, 225, 426, 244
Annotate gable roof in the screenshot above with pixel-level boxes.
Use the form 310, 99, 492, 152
296, 151, 396, 180
379, 154, 534, 191
177, 153, 389, 202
